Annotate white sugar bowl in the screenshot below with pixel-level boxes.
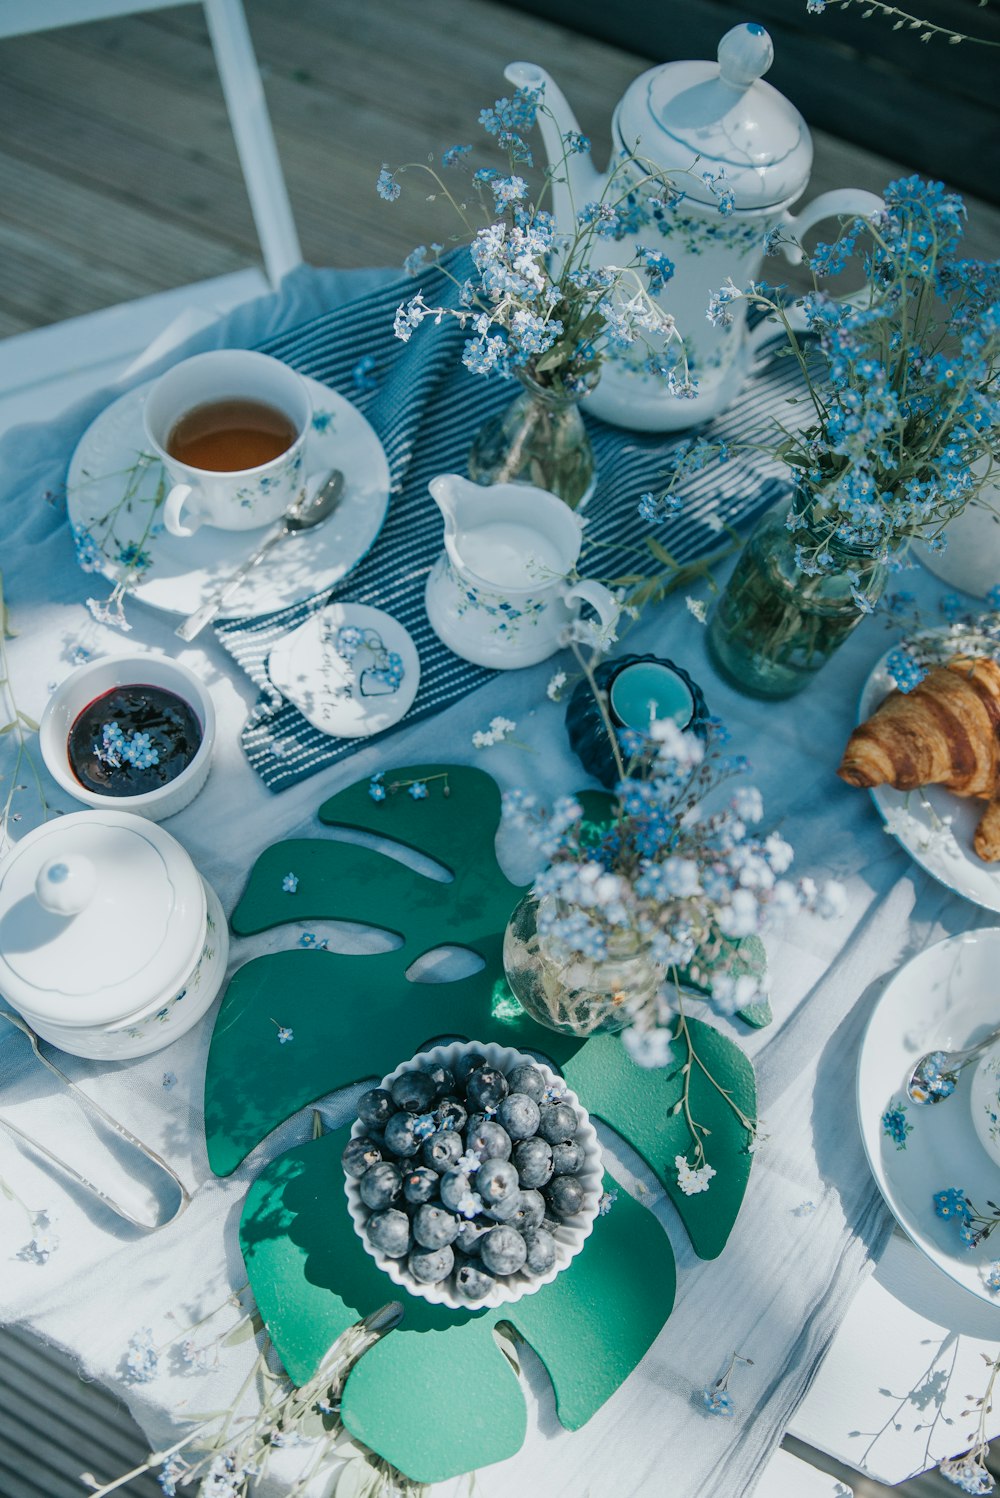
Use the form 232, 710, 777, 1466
0, 809, 228, 1059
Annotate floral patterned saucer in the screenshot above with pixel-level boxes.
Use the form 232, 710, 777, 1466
858, 633, 1000, 914
857, 928, 1000, 1308
267, 603, 419, 737
66, 376, 390, 619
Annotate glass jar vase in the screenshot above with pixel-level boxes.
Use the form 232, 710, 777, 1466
467, 364, 597, 510
707, 498, 891, 700
502, 892, 664, 1038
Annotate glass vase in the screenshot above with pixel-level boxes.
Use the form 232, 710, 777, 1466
706, 498, 891, 700
467, 365, 597, 510
502, 892, 663, 1038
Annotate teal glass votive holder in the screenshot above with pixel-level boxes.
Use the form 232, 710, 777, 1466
565, 653, 708, 788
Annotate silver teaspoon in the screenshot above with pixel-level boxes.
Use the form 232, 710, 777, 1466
174, 468, 346, 642
906, 1024, 1000, 1104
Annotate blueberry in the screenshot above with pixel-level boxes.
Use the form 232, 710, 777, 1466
342, 1136, 383, 1178
390, 1069, 438, 1113
513, 1189, 546, 1232
408, 1243, 455, 1283
467, 1118, 512, 1161
383, 1110, 421, 1158
537, 1101, 578, 1144
506, 1063, 546, 1102
357, 1088, 397, 1131
366, 1208, 411, 1258
497, 1093, 540, 1141
435, 1097, 468, 1133
512, 1136, 553, 1188
550, 1140, 584, 1175
439, 1170, 472, 1213
480, 1225, 527, 1277
455, 1263, 496, 1301
424, 1062, 456, 1098
544, 1174, 586, 1219
477, 1157, 519, 1206
359, 1161, 402, 1210
422, 1129, 464, 1174
454, 1051, 489, 1086
466, 1066, 509, 1113
523, 1226, 557, 1275
413, 1203, 460, 1249
456, 1218, 490, 1255
484, 1188, 523, 1223
402, 1166, 439, 1206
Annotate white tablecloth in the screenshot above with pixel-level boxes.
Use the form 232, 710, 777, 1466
2, 267, 989, 1498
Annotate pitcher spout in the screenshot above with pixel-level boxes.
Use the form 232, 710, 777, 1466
503, 62, 604, 230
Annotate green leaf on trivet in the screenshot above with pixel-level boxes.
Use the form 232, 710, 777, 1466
563, 1023, 754, 1260
206, 765, 592, 1178
240, 1129, 673, 1484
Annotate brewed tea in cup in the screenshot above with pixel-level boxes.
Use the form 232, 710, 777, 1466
143, 351, 312, 537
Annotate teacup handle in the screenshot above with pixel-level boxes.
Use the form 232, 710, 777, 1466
561, 578, 620, 650
779, 188, 884, 267
163, 482, 203, 538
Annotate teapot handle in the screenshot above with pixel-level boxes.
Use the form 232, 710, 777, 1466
561, 578, 620, 651
779, 189, 884, 266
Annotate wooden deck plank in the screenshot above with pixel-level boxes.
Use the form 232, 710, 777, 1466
0, 147, 249, 284
0, 219, 159, 326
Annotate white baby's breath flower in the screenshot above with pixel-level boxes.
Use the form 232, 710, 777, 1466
546, 670, 567, 701
472, 716, 517, 749
686, 595, 707, 624
675, 1154, 716, 1195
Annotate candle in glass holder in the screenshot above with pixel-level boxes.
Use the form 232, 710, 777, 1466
609, 660, 695, 732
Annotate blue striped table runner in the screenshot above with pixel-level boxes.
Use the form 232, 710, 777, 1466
216, 263, 795, 791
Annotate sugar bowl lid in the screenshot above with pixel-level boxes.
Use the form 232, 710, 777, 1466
0, 809, 206, 1028
615, 23, 813, 210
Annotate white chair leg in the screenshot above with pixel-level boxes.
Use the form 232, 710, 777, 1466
203, 0, 303, 287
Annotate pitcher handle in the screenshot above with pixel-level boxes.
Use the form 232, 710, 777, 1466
561, 578, 620, 651
779, 188, 884, 266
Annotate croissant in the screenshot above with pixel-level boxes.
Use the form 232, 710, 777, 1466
837, 655, 1000, 861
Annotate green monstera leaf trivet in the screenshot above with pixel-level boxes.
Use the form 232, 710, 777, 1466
206, 764, 756, 1480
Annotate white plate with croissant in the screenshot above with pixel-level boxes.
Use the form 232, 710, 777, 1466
842, 636, 1000, 913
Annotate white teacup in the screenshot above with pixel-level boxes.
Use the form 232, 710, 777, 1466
143, 350, 312, 537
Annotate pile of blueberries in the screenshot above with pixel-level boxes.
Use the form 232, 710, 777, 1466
343, 1050, 593, 1303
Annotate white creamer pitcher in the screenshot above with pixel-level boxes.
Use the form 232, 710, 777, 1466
424, 475, 620, 669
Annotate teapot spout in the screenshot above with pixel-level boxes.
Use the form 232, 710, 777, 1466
504, 62, 604, 231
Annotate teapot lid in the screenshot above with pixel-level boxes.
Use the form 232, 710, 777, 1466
0, 809, 206, 1029
615, 23, 813, 211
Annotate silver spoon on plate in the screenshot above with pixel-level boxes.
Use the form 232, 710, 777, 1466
906, 1024, 1000, 1104
174, 468, 345, 642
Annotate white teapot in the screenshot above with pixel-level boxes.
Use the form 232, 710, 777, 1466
506, 25, 882, 432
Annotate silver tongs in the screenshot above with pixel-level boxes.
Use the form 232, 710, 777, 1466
0, 1010, 190, 1231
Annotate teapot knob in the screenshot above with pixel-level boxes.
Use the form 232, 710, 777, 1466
717, 22, 774, 90
34, 855, 97, 917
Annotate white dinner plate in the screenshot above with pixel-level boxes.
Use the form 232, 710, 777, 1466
858, 632, 1000, 913
268, 603, 420, 738
66, 375, 390, 619
857, 929, 1000, 1306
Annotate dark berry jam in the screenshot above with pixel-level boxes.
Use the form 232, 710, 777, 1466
67, 684, 202, 797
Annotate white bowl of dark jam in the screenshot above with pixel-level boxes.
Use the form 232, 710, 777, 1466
40, 654, 216, 821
